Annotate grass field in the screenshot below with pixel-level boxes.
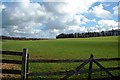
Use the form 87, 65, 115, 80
2, 36, 119, 59
1, 36, 119, 79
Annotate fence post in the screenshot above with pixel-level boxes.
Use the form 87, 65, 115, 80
21, 48, 28, 80
26, 54, 29, 79
88, 54, 93, 80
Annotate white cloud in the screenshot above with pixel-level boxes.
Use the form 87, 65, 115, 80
0, 4, 6, 12
2, 2, 47, 37
67, 26, 87, 33
89, 3, 112, 19
3, 1, 97, 37
87, 27, 98, 32
98, 20, 118, 30
2, 0, 30, 2
2, 1, 117, 38
56, 26, 88, 34
86, 20, 118, 33
113, 6, 118, 16
101, 0, 120, 2
113, 6, 120, 16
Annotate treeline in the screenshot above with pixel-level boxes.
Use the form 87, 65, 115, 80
0, 36, 49, 40
56, 29, 120, 39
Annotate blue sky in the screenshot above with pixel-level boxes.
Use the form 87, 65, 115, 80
1, 0, 120, 38
81, 2, 118, 27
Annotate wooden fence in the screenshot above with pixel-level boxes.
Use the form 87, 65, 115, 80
28, 54, 120, 80
0, 48, 28, 80
1, 49, 120, 80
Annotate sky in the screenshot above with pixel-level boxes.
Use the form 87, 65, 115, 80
0, 0, 120, 38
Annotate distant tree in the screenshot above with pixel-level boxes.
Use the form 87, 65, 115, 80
56, 29, 120, 39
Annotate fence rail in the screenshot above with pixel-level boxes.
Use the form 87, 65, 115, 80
1, 69, 21, 74
28, 67, 120, 76
1, 59, 22, 64
1, 51, 23, 56
29, 58, 120, 63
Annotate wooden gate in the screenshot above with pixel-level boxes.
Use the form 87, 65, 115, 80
28, 54, 120, 80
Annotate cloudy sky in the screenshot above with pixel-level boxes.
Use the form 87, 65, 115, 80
1, 0, 120, 38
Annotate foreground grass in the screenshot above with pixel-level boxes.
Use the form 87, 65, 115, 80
2, 36, 119, 79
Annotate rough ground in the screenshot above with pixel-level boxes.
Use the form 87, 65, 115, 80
0, 63, 21, 79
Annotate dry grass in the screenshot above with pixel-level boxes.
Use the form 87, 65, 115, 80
0, 63, 21, 79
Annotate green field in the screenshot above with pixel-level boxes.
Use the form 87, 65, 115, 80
2, 36, 119, 59
2, 36, 119, 79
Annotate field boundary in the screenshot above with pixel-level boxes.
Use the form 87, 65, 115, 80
1, 49, 120, 80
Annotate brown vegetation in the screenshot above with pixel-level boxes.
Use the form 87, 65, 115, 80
0, 63, 20, 78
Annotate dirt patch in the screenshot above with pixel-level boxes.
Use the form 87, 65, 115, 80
0, 63, 21, 79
